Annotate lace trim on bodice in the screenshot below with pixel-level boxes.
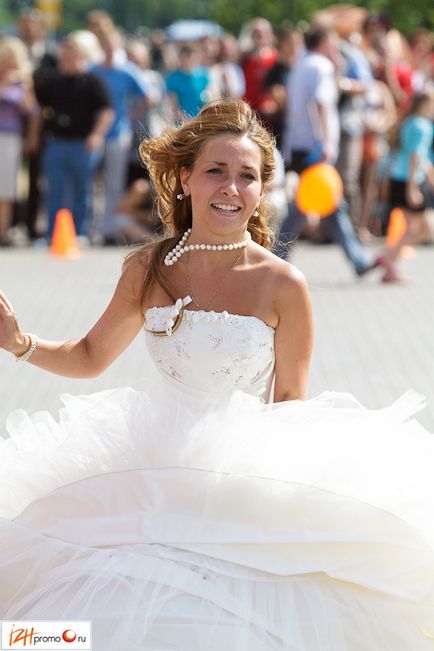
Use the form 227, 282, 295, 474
145, 305, 275, 335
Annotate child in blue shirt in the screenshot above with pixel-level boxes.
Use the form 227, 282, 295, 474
382, 91, 434, 283
166, 45, 213, 120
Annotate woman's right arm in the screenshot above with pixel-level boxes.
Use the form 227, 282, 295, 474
0, 257, 147, 379
273, 264, 314, 402
406, 152, 424, 209
405, 119, 433, 208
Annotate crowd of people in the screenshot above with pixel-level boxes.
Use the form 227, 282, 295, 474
2, 10, 434, 648
0, 7, 433, 281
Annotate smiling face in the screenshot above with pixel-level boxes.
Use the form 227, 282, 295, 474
179, 133, 264, 242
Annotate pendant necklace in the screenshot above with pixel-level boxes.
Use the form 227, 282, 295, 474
185, 249, 244, 311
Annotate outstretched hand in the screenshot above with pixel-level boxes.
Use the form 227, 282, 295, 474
0, 291, 26, 354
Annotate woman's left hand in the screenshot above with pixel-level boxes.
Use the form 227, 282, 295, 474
22, 135, 39, 156
85, 133, 104, 152
406, 183, 423, 209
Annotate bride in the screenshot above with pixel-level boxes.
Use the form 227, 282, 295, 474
1, 99, 434, 650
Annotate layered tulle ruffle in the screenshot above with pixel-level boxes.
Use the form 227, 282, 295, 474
1, 383, 434, 650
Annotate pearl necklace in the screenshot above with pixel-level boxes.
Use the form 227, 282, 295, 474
164, 229, 251, 266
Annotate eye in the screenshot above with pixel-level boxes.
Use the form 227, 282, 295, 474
241, 172, 256, 180
205, 168, 222, 174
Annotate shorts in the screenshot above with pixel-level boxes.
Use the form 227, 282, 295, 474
389, 178, 428, 213
0, 132, 21, 200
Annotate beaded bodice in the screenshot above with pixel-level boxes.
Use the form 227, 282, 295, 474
144, 301, 275, 402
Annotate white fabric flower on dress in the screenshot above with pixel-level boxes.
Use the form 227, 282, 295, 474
165, 296, 192, 336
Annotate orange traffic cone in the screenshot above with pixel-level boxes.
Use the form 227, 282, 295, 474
50, 209, 81, 259
386, 208, 406, 248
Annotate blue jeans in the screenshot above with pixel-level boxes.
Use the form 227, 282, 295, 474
100, 132, 132, 238
274, 199, 372, 275
43, 138, 102, 239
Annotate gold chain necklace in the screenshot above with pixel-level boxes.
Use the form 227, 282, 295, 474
185, 249, 244, 311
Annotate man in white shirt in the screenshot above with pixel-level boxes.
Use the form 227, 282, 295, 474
276, 26, 380, 277
282, 28, 340, 165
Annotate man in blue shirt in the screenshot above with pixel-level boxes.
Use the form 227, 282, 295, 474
92, 29, 148, 244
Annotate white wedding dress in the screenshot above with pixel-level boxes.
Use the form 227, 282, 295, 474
1, 300, 434, 650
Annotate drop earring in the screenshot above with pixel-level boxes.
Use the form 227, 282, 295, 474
252, 208, 259, 218
177, 192, 186, 200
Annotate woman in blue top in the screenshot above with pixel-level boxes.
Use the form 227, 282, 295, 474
382, 91, 433, 283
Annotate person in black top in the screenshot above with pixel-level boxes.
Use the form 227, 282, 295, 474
35, 31, 113, 241
17, 9, 58, 241
263, 25, 301, 151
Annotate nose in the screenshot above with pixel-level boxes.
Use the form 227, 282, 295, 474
220, 177, 239, 196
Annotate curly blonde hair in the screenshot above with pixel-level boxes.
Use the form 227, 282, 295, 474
125, 98, 276, 308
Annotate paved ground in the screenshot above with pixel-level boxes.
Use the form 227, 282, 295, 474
1, 241, 433, 431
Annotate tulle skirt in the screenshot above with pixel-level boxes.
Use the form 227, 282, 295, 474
1, 378, 434, 650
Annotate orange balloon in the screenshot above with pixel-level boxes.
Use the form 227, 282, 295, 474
295, 163, 343, 217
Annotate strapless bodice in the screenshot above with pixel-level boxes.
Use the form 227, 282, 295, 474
144, 302, 275, 402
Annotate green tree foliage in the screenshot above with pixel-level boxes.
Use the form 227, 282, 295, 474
55, 0, 433, 36
2, 1, 21, 32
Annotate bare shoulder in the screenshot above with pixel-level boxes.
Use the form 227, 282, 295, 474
250, 245, 310, 315
272, 262, 310, 324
